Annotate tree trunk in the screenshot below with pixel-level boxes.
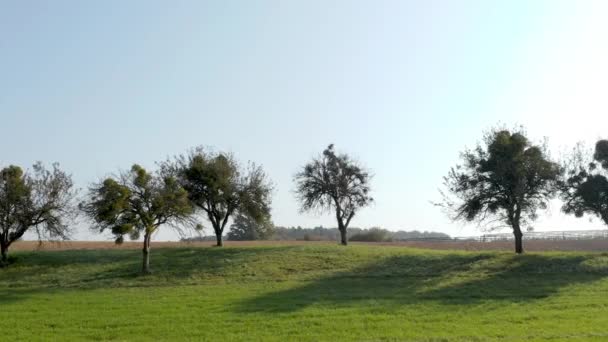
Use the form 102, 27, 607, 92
215, 232, 223, 247
0, 243, 8, 265
513, 224, 524, 254
339, 228, 347, 246
335, 207, 348, 246
337, 224, 348, 246
142, 234, 151, 274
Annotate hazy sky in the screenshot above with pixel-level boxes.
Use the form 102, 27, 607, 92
2, 1, 608, 240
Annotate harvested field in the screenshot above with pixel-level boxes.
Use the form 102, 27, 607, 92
11, 238, 608, 252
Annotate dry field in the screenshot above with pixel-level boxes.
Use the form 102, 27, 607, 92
11, 239, 608, 252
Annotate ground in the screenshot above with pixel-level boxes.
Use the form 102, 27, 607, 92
2, 242, 608, 341
12, 238, 608, 252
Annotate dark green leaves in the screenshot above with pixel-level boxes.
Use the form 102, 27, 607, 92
561, 141, 608, 224
227, 212, 275, 241
164, 147, 273, 245
441, 127, 560, 231
81, 165, 194, 243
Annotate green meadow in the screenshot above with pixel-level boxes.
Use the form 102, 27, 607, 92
2, 245, 608, 341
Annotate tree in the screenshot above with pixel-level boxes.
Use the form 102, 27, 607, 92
439, 128, 561, 254
0, 162, 75, 265
350, 227, 392, 242
163, 148, 273, 247
294, 144, 373, 245
227, 213, 275, 241
561, 140, 608, 225
81, 164, 193, 273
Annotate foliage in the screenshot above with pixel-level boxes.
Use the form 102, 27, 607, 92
294, 144, 373, 245
440, 128, 561, 253
350, 227, 392, 242
227, 213, 275, 241
2, 245, 608, 340
183, 226, 450, 242
163, 148, 273, 246
561, 140, 608, 224
0, 162, 75, 264
80, 164, 193, 272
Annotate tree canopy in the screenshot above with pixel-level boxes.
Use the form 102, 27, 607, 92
81, 164, 193, 273
440, 128, 561, 254
0, 162, 76, 264
163, 148, 273, 246
227, 212, 275, 241
561, 140, 608, 224
294, 144, 373, 245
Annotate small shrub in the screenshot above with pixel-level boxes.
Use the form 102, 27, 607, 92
350, 228, 393, 242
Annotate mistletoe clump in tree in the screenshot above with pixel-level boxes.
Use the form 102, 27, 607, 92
81, 164, 193, 273
440, 128, 561, 254
561, 140, 608, 225
0, 162, 76, 265
294, 144, 373, 246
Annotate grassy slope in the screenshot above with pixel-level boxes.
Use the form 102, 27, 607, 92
1, 245, 608, 341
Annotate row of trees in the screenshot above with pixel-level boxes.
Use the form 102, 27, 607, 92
3, 127, 608, 271
80, 149, 274, 273
0, 145, 373, 273
440, 127, 608, 254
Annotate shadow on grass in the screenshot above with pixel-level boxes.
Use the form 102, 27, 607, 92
424, 254, 606, 304
235, 253, 608, 313
0, 246, 297, 295
3, 246, 608, 310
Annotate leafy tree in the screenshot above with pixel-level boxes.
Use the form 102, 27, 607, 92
163, 148, 273, 247
0, 162, 76, 265
439, 128, 561, 254
349, 227, 392, 242
294, 144, 373, 245
227, 213, 275, 241
81, 164, 193, 273
561, 140, 608, 224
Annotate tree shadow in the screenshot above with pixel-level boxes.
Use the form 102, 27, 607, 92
422, 254, 608, 304
0, 246, 298, 294
235, 252, 608, 313
0, 288, 42, 306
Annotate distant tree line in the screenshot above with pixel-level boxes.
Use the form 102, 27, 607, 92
183, 225, 451, 242
273, 226, 450, 242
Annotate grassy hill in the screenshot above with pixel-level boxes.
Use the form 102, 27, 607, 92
1, 245, 608, 341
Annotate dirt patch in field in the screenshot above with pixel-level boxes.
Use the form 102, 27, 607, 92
10, 239, 608, 252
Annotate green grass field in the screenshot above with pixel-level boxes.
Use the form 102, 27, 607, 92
2, 245, 608, 341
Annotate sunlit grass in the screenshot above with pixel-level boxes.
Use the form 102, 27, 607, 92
1, 245, 608, 341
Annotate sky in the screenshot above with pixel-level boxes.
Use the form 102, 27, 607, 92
2, 1, 608, 241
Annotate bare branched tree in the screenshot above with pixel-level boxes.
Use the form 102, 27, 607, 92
0, 162, 76, 265
294, 144, 373, 245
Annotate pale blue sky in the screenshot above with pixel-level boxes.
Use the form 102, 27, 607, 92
2, 1, 608, 240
